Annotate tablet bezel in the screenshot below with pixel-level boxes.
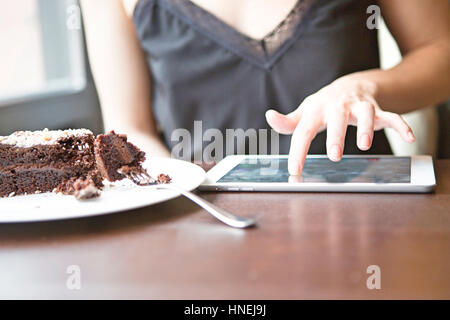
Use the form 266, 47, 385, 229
200, 155, 436, 193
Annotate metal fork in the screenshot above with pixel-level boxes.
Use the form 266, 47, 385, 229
126, 170, 157, 186
125, 170, 256, 229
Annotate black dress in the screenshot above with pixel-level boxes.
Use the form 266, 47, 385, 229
133, 0, 391, 160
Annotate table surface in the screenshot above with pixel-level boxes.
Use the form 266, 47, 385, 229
0, 160, 449, 299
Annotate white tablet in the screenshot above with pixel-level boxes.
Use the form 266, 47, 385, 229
200, 155, 436, 193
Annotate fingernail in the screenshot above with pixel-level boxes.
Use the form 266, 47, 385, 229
407, 131, 415, 142
330, 145, 341, 161
361, 134, 371, 149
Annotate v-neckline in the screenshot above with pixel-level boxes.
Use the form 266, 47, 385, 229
156, 0, 316, 69
186, 0, 302, 42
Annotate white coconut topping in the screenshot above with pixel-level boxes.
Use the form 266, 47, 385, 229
0, 128, 93, 148
74, 183, 100, 200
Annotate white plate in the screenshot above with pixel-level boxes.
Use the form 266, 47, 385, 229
0, 158, 205, 223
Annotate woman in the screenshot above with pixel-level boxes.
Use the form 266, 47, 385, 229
81, 0, 450, 175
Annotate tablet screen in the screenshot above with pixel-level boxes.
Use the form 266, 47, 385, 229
218, 157, 411, 183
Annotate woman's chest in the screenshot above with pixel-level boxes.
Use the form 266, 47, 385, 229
188, 0, 299, 39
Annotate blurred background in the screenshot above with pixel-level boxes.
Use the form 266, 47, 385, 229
0, 0, 102, 134
0, 0, 448, 157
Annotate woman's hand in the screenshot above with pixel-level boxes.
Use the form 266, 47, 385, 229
265, 75, 416, 176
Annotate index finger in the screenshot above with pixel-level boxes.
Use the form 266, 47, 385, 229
288, 115, 322, 175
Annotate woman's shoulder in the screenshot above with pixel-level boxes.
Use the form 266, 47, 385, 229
122, 0, 140, 17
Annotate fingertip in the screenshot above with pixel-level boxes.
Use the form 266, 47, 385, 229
288, 167, 299, 176
265, 109, 278, 119
265, 110, 276, 127
358, 144, 370, 152
288, 159, 301, 176
328, 145, 342, 162
266, 109, 298, 135
407, 130, 416, 142
265, 109, 279, 125
358, 133, 372, 151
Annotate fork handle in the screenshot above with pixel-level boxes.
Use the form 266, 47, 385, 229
156, 184, 256, 228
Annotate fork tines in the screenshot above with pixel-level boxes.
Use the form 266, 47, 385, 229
118, 167, 157, 186
129, 171, 156, 186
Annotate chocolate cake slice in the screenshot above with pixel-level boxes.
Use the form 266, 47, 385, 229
94, 131, 146, 182
0, 128, 100, 197
1, 128, 169, 199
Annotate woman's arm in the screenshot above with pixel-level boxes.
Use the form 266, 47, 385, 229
354, 0, 450, 114
80, 0, 170, 157
266, 0, 450, 175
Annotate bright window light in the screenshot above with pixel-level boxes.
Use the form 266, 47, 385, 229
0, 0, 85, 106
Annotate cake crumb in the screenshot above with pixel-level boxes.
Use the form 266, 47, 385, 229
157, 173, 171, 184
74, 178, 100, 200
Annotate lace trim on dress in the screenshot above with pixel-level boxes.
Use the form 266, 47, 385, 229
155, 0, 316, 68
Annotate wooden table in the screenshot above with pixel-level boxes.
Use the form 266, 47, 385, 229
0, 161, 449, 299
